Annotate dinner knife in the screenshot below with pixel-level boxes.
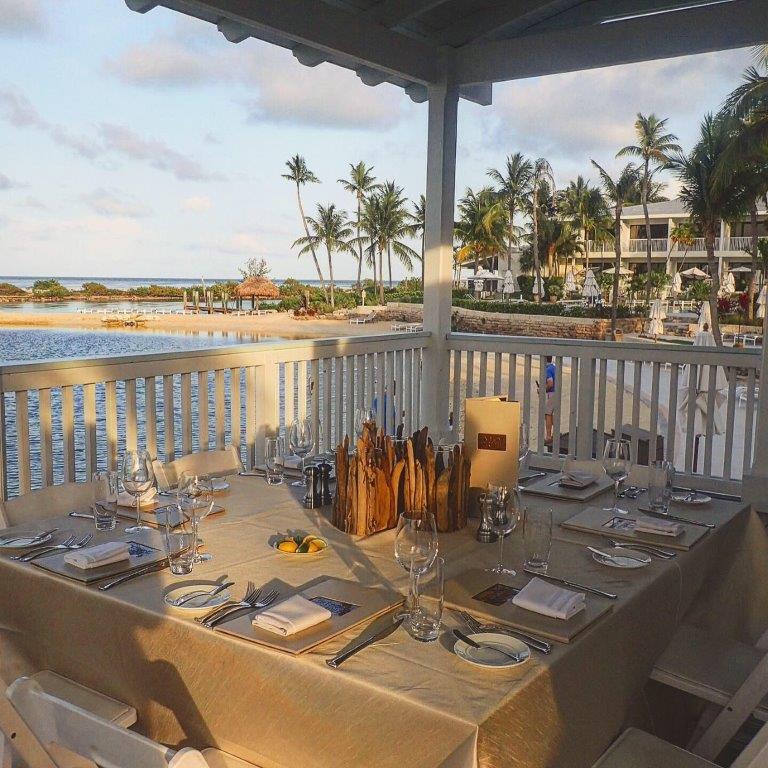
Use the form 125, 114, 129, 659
98, 560, 170, 591
0, 528, 58, 546
523, 568, 618, 600
641, 508, 716, 529
326, 616, 404, 669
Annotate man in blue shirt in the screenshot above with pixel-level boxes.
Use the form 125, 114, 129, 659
544, 356, 556, 448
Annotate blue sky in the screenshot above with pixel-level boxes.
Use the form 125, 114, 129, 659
0, 0, 757, 281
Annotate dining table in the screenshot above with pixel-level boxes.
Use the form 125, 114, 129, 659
1, 474, 767, 768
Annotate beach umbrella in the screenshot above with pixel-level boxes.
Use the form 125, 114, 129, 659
581, 269, 600, 299
602, 266, 633, 275
502, 269, 518, 295
697, 301, 712, 333
681, 267, 709, 278
729, 265, 752, 273
532, 274, 545, 297
564, 269, 578, 293
647, 319, 665, 337
672, 272, 682, 293
757, 285, 767, 320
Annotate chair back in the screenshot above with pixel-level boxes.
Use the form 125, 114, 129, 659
7, 677, 209, 768
0, 482, 95, 529
153, 447, 242, 490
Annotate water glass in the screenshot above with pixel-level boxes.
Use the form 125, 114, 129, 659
265, 436, 285, 485
602, 438, 632, 515
394, 510, 438, 626
408, 556, 444, 642
523, 506, 552, 574
121, 449, 155, 533
91, 471, 118, 531
164, 527, 195, 575
648, 460, 675, 514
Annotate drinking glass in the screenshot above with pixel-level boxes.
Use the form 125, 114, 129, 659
486, 483, 521, 576
265, 436, 285, 485
523, 506, 553, 574
394, 510, 438, 632
354, 406, 375, 439
519, 422, 530, 467
121, 450, 154, 533
602, 438, 632, 515
648, 460, 675, 514
164, 526, 195, 575
177, 471, 215, 563
408, 557, 444, 642
91, 470, 118, 531
289, 416, 315, 487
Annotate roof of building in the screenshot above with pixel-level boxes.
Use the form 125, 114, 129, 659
622, 199, 768, 218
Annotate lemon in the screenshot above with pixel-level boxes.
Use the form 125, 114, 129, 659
277, 539, 298, 553
307, 539, 327, 553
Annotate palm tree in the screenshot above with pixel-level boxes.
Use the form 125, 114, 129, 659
530, 159, 555, 303
667, 114, 752, 345
487, 153, 532, 271
379, 181, 416, 287
412, 194, 426, 287
282, 155, 327, 299
591, 161, 640, 338
454, 187, 507, 275
665, 221, 697, 274
356, 194, 385, 302
534, 217, 584, 277
722, 65, 768, 163
559, 177, 610, 270
618, 114, 682, 303
338, 161, 379, 291
292, 204, 354, 309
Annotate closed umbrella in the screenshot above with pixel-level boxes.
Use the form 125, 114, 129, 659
564, 269, 578, 294
647, 299, 666, 338
757, 285, 767, 320
697, 301, 712, 333
672, 272, 682, 293
581, 269, 600, 300
502, 269, 518, 295
532, 274, 545, 297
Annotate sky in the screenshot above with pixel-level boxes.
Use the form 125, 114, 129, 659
0, 0, 758, 281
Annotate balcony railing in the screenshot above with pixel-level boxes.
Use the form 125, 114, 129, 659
725, 236, 753, 253
628, 238, 669, 252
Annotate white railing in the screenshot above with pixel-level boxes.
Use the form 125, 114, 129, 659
0, 333, 428, 499
687, 238, 721, 252
725, 236, 753, 253
446, 334, 761, 494
628, 238, 669, 253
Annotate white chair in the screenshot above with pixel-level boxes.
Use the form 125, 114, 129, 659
0, 482, 96, 530
152, 446, 242, 491
5, 675, 262, 768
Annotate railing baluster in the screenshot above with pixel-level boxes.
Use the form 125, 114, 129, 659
298, 361, 308, 420
404, 349, 414, 435
684, 364, 698, 473
15, 391, 31, 493
230, 367, 241, 455
163, 375, 175, 463
451, 350, 461, 438
493, 352, 502, 396
311, 359, 321, 450
198, 371, 209, 451
0, 394, 6, 500
614, 360, 625, 439
62, 385, 75, 482
596, 358, 607, 456
649, 363, 660, 462
414, 349, 422, 428
576, 355, 596, 459
105, 381, 117, 471
345, 355, 355, 441
215, 369, 226, 449
375, 352, 385, 430
630, 361, 642, 462
522, 355, 532, 433
245, 366, 256, 468
145, 377, 157, 460
744, 367, 757, 473
125, 379, 137, 453
568, 356, 579, 453
322, 358, 332, 448
465, 351, 475, 400
723, 366, 737, 480
181, 373, 192, 455
507, 353, 517, 401
667, 364, 679, 464
336, 356, 345, 446
537, 355, 546, 454
703, 365, 717, 476
395, 349, 404, 435
39, 388, 53, 488
256, 361, 278, 463
284, 361, 295, 429
552, 355, 563, 456
478, 351, 488, 397
84, 383, 97, 479
365, 354, 375, 410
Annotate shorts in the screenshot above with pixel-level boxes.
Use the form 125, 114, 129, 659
545, 393, 555, 415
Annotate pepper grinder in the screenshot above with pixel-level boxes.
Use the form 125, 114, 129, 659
476, 493, 498, 543
317, 460, 333, 505
303, 465, 321, 508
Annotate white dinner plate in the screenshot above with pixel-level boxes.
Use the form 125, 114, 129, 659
672, 493, 711, 506
453, 632, 531, 669
164, 585, 232, 611
0, 531, 54, 549
591, 546, 651, 569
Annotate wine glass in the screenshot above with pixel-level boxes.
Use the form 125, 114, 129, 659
288, 416, 315, 487
486, 482, 521, 575
264, 436, 285, 485
122, 450, 154, 533
602, 438, 632, 515
394, 511, 438, 634
518, 421, 530, 487
354, 406, 376, 440
177, 471, 215, 562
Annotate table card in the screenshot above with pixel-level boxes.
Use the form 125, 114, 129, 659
444, 568, 613, 643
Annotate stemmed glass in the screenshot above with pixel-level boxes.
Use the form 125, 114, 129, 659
394, 511, 438, 635
289, 416, 315, 487
603, 438, 632, 515
354, 406, 376, 440
486, 481, 521, 575
121, 450, 154, 533
518, 422, 530, 487
177, 471, 215, 563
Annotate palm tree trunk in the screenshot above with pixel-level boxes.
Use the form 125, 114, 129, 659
642, 163, 652, 305
326, 245, 335, 309
532, 188, 541, 304
296, 185, 327, 300
706, 227, 722, 346
611, 208, 622, 339
748, 202, 759, 321
356, 199, 363, 291
378, 247, 385, 304
584, 230, 591, 272
387, 244, 393, 287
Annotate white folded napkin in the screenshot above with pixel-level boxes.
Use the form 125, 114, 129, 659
117, 487, 157, 508
252, 595, 332, 636
560, 471, 596, 489
634, 515, 682, 537
512, 577, 586, 620
64, 542, 130, 570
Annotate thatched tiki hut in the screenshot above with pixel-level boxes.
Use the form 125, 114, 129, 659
234, 276, 280, 311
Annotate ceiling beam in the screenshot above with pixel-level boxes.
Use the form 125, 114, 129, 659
153, 0, 444, 83
454, 0, 768, 84
367, 0, 448, 27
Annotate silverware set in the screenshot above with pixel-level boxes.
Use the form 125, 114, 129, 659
458, 610, 552, 654
602, 537, 675, 559
0, 528, 57, 546
12, 533, 93, 562
642, 508, 716, 529
195, 583, 279, 628
587, 545, 647, 565
170, 581, 234, 607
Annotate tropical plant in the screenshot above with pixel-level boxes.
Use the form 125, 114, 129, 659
487, 153, 532, 269
667, 113, 752, 344
338, 161, 379, 290
282, 155, 326, 299
591, 161, 640, 338
238, 257, 271, 279
558, 176, 610, 271
618, 114, 682, 302
454, 187, 507, 274
722, 62, 768, 166
667, 222, 697, 271
531, 217, 583, 277
625, 176, 668, 206
292, 204, 354, 309
530, 159, 555, 303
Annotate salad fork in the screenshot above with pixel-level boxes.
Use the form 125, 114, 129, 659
459, 611, 552, 654
195, 582, 259, 625
14, 534, 93, 562
197, 587, 279, 628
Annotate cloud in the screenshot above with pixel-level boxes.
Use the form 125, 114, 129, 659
82, 188, 151, 218
0, 172, 21, 189
19, 195, 46, 209
181, 195, 212, 212
98, 123, 223, 182
213, 233, 265, 255
0, 0, 45, 37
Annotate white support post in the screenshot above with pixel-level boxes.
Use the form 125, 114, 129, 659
422, 82, 459, 436
743, 332, 768, 511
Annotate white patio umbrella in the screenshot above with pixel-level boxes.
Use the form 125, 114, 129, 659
757, 285, 767, 320
602, 266, 633, 275
648, 318, 665, 337
722, 272, 736, 294
532, 273, 545, 297
581, 269, 600, 299
502, 269, 518, 295
697, 301, 712, 332
672, 272, 682, 293
729, 265, 752, 273
681, 267, 709, 278
564, 269, 578, 293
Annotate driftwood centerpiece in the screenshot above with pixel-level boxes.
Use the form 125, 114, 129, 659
333, 423, 470, 535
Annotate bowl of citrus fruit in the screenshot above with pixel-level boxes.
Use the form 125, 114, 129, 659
273, 534, 328, 555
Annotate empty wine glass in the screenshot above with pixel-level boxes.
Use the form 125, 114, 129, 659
289, 416, 315, 487
603, 438, 632, 515
121, 450, 154, 533
177, 471, 215, 562
354, 406, 376, 440
264, 436, 285, 485
486, 482, 521, 575
394, 510, 438, 635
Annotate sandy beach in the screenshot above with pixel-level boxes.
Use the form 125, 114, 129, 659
0, 310, 396, 340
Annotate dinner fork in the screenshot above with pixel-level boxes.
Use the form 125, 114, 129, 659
10, 534, 77, 560
195, 582, 258, 625
603, 537, 676, 559
459, 611, 552, 654
15, 534, 93, 562
198, 588, 280, 628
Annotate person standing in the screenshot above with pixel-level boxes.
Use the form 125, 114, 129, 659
544, 356, 556, 448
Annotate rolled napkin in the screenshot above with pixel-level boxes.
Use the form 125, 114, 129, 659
512, 576, 586, 620
117, 487, 157, 508
560, 470, 596, 489
252, 595, 332, 636
64, 542, 130, 570
634, 515, 682, 537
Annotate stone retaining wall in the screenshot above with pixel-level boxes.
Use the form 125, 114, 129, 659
383, 302, 644, 340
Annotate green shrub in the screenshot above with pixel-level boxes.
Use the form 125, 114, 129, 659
451, 299, 637, 319
0, 282, 25, 296
32, 279, 69, 298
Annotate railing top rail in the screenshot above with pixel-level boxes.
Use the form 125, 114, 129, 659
447, 332, 761, 367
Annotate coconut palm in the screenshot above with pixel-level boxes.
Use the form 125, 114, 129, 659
591, 161, 640, 338
722, 65, 768, 163
454, 187, 507, 275
533, 217, 584, 277
282, 155, 327, 299
338, 161, 379, 291
292, 204, 354, 309
618, 114, 682, 303
379, 181, 417, 287
625, 176, 668, 206
667, 113, 752, 345
412, 194, 426, 287
559, 177, 610, 270
487, 153, 532, 270
530, 159, 555, 303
